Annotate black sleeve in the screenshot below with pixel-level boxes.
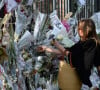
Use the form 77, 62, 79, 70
68, 41, 81, 52
94, 44, 100, 67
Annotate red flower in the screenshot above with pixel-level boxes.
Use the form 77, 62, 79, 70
15, 0, 21, 3
20, 9, 24, 12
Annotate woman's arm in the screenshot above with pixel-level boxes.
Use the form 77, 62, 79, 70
37, 45, 62, 55
37, 39, 70, 56
52, 39, 68, 55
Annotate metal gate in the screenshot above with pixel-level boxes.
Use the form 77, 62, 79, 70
36, 0, 100, 20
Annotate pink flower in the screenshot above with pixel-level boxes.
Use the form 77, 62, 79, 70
62, 20, 70, 32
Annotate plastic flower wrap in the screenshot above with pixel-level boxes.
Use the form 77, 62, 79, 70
34, 56, 45, 70
46, 75, 59, 90
90, 67, 100, 88
66, 17, 79, 42
77, 0, 86, 7
17, 55, 25, 70
14, 5, 33, 42
56, 34, 75, 48
18, 30, 33, 49
62, 37, 75, 47
33, 11, 47, 40
90, 12, 100, 34
34, 56, 50, 71
0, 0, 5, 10
5, 0, 19, 13
49, 10, 68, 39
34, 62, 59, 89
0, 0, 20, 14
27, 0, 33, 6
0, 64, 13, 90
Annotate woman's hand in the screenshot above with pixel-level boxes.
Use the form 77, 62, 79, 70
51, 39, 60, 47
37, 45, 62, 55
51, 39, 66, 54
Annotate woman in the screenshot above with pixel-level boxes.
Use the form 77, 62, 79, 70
37, 19, 100, 89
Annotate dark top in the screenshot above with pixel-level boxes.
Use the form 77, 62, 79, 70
69, 38, 100, 87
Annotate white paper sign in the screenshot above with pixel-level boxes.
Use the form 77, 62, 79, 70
49, 10, 68, 38
18, 31, 33, 49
